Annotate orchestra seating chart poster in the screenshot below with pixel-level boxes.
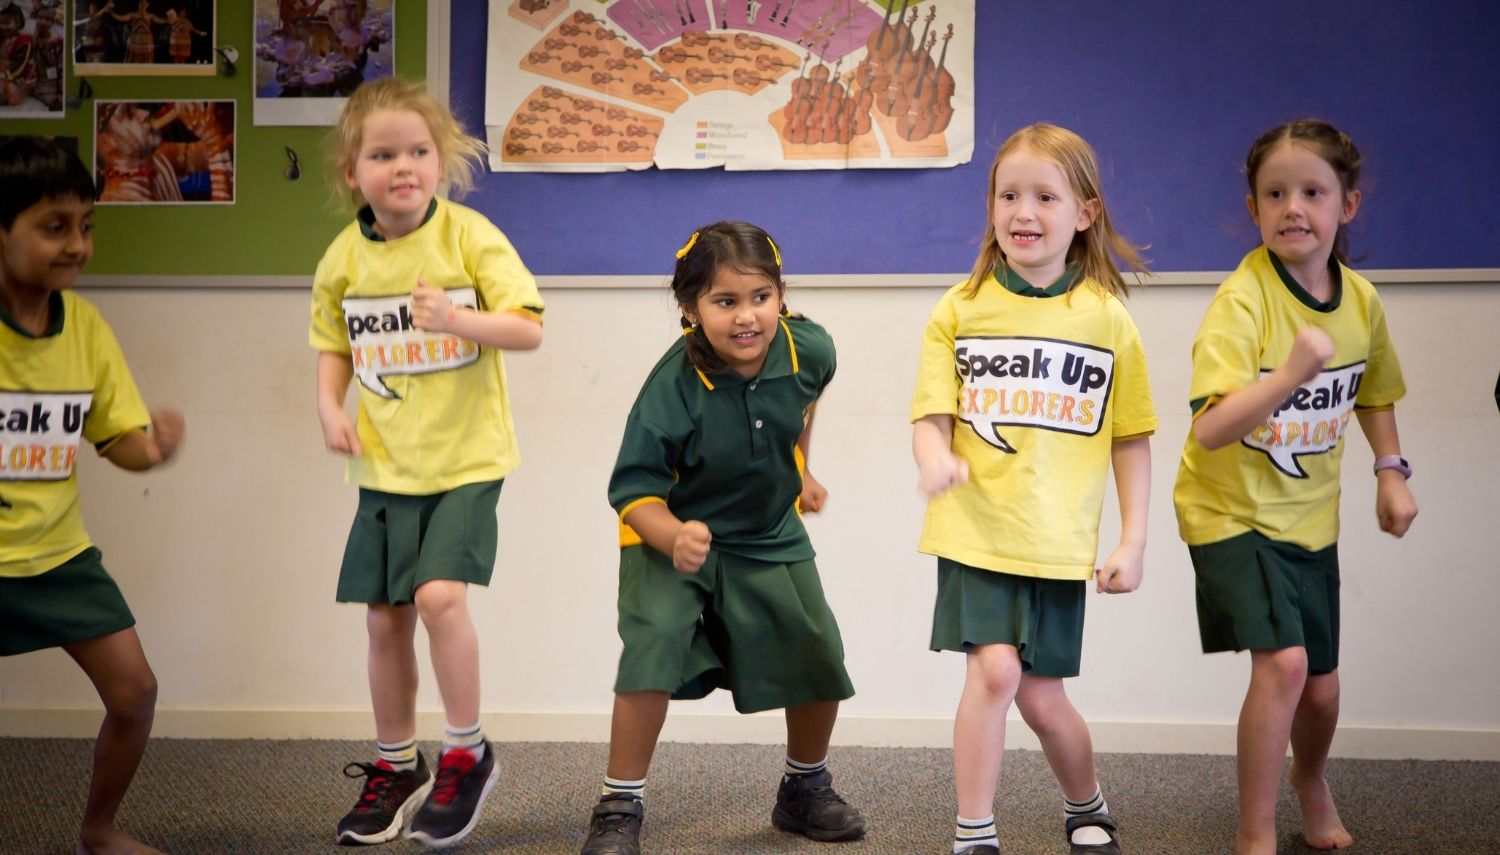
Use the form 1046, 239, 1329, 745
485, 0, 973, 171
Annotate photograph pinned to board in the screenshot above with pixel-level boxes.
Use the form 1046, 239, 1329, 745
72, 0, 215, 76
94, 99, 235, 204
253, 0, 394, 126
1, 0, 67, 117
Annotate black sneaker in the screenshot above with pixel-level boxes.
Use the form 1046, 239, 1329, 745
405, 741, 499, 847
580, 793, 644, 855
336, 754, 432, 845
771, 768, 866, 842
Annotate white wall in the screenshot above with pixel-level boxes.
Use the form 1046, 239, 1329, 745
2, 278, 1496, 759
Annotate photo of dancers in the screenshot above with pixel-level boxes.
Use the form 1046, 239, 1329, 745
72, 0, 214, 75
252, 0, 393, 125
93, 99, 235, 204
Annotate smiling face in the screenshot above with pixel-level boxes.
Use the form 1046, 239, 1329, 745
685, 265, 784, 378
1247, 141, 1360, 275
0, 195, 95, 299
990, 145, 1097, 286
344, 108, 441, 239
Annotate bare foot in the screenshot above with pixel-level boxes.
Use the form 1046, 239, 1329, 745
76, 827, 167, 855
1234, 827, 1279, 855
1290, 763, 1353, 849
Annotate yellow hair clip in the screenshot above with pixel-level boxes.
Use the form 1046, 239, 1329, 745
675, 231, 700, 260
767, 236, 782, 268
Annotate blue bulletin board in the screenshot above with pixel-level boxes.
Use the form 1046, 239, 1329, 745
451, 0, 1500, 276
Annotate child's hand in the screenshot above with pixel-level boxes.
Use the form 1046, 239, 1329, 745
411, 279, 455, 333
1375, 473, 1418, 537
1283, 326, 1336, 385
147, 407, 185, 465
1095, 541, 1144, 594
917, 449, 968, 498
319, 407, 362, 457
673, 520, 712, 573
799, 469, 828, 513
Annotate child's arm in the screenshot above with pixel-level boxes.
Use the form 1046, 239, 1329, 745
1193, 326, 1335, 450
101, 408, 184, 471
1095, 436, 1150, 593
912, 414, 968, 497
624, 501, 711, 573
1355, 408, 1418, 537
316, 351, 362, 456
797, 402, 827, 512
410, 280, 543, 351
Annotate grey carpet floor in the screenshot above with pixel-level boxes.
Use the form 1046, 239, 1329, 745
1, 738, 1496, 854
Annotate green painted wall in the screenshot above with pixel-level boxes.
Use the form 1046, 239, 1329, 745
0, 2, 427, 276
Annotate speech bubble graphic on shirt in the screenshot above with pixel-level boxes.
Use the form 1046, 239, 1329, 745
1241, 361, 1365, 478
954, 336, 1116, 453
0, 390, 93, 481
342, 287, 481, 400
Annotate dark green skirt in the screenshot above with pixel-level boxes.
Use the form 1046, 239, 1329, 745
1189, 530, 1340, 674
0, 547, 136, 656
930, 558, 1086, 678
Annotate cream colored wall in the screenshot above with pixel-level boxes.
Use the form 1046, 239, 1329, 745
1, 279, 1497, 757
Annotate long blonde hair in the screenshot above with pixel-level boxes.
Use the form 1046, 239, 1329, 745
963, 123, 1147, 300
328, 77, 487, 208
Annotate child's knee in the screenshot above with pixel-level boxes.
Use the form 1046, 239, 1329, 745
967, 646, 1023, 699
1254, 647, 1310, 693
1300, 672, 1340, 712
105, 667, 158, 721
413, 580, 468, 624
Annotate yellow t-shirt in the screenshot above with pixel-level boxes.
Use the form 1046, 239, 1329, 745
1, 292, 150, 578
309, 198, 544, 494
1173, 247, 1406, 551
911, 275, 1157, 580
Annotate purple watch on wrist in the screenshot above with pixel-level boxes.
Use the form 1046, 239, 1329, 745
1373, 455, 1412, 479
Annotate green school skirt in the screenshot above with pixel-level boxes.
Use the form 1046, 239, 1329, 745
613, 545, 854, 714
929, 558, 1087, 678
0, 547, 136, 656
336, 480, 503, 605
1189, 530, 1340, 675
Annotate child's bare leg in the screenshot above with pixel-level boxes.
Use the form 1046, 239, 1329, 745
63, 627, 164, 855
1015, 675, 1097, 798
366, 604, 419, 743
1236, 648, 1308, 855
606, 691, 670, 780
414, 580, 480, 727
784, 700, 839, 764
1289, 670, 1351, 850
954, 644, 1022, 818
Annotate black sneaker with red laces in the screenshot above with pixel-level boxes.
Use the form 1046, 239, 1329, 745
336, 753, 432, 845
405, 741, 500, 847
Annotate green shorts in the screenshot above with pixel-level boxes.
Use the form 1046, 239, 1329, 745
0, 547, 136, 656
929, 558, 1087, 678
1189, 530, 1340, 675
613, 545, 854, 714
336, 480, 503, 605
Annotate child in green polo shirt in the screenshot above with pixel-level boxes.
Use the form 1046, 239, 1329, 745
0, 136, 185, 855
578, 221, 864, 855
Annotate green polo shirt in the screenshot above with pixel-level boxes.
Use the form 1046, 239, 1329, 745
609, 315, 835, 563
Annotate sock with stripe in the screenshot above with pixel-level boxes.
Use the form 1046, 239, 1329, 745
1064, 786, 1111, 846
601, 775, 645, 801
783, 756, 827, 781
953, 814, 997, 853
377, 736, 418, 771
442, 721, 486, 762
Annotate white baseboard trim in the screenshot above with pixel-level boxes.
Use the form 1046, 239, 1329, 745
1, 708, 1494, 761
